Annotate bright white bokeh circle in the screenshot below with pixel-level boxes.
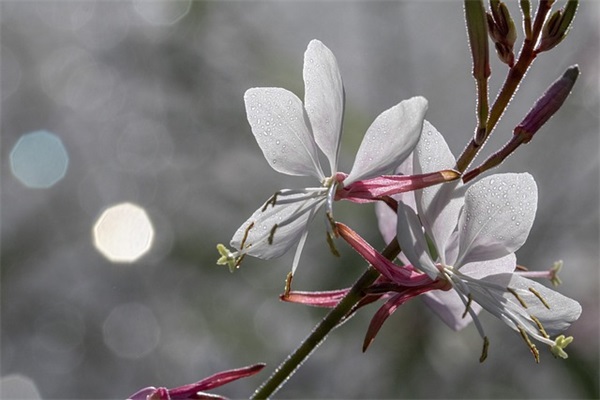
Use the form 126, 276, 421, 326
93, 202, 154, 263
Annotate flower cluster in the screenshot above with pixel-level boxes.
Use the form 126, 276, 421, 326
217, 40, 457, 278
219, 38, 581, 363
129, 2, 583, 398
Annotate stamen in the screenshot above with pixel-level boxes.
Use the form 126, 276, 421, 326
462, 293, 473, 319
479, 336, 490, 363
267, 188, 328, 206
530, 315, 550, 339
235, 253, 246, 269
518, 325, 540, 363
550, 260, 563, 287
528, 287, 551, 309
326, 210, 338, 237
262, 193, 279, 211
268, 224, 278, 245
240, 222, 254, 249
284, 272, 293, 297
326, 231, 340, 257
507, 287, 528, 308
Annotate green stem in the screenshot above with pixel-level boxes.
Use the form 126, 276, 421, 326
455, 0, 553, 173
251, 239, 400, 399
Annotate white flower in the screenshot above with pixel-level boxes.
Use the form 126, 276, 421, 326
218, 39, 428, 275
378, 121, 581, 361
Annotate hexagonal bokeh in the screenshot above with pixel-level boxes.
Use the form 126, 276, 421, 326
93, 202, 154, 263
9, 130, 69, 189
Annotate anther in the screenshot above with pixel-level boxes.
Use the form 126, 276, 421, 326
530, 315, 550, 339
240, 222, 254, 249
326, 210, 338, 237
284, 272, 293, 298
479, 336, 489, 363
268, 224, 278, 245
462, 294, 474, 319
235, 253, 246, 269
507, 287, 528, 308
528, 287, 551, 309
518, 325, 540, 363
326, 231, 341, 257
262, 192, 279, 211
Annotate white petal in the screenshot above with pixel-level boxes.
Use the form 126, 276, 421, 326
375, 201, 397, 245
457, 173, 538, 266
413, 121, 465, 263
473, 273, 582, 337
390, 152, 419, 210
303, 40, 344, 175
459, 253, 517, 279
343, 96, 428, 186
498, 274, 582, 335
231, 194, 324, 260
373, 154, 418, 249
244, 88, 324, 179
396, 202, 439, 279
421, 290, 481, 331
421, 254, 516, 331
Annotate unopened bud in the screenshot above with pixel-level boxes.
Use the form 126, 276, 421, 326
465, 0, 490, 80
487, 1, 517, 66
463, 66, 579, 183
537, 0, 578, 53
520, 0, 533, 38
515, 65, 579, 142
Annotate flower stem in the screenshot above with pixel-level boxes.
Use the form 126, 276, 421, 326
251, 239, 400, 399
456, 0, 553, 173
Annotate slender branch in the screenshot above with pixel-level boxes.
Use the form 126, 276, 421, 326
251, 239, 400, 399
456, 0, 553, 172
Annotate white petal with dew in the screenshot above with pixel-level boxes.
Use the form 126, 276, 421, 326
303, 40, 344, 175
396, 202, 439, 279
413, 121, 465, 263
421, 253, 516, 331
230, 195, 325, 260
373, 153, 418, 246
244, 88, 324, 179
480, 273, 582, 336
457, 173, 537, 266
343, 96, 428, 186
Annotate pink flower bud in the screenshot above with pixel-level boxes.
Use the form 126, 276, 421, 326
515, 65, 579, 142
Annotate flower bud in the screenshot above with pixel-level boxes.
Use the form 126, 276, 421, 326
520, 0, 533, 38
465, 0, 490, 80
536, 0, 578, 53
487, 0, 517, 66
463, 65, 579, 183
515, 65, 579, 142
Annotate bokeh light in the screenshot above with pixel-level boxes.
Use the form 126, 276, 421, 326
0, 374, 42, 400
102, 302, 161, 359
132, 0, 192, 26
1, 1, 597, 398
93, 202, 154, 263
9, 130, 69, 189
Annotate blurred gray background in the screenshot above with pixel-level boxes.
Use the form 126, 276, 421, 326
1, 1, 598, 398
